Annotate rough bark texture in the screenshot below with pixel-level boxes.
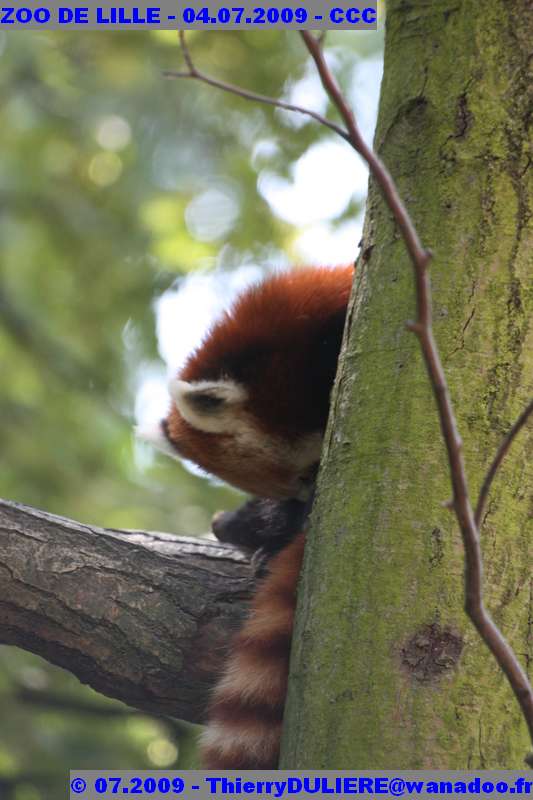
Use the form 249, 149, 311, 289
281, 0, 532, 769
0, 499, 252, 723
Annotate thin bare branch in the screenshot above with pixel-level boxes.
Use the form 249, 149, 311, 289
178, 29, 195, 73
299, 30, 533, 753
163, 32, 350, 142
475, 397, 533, 528
300, 31, 431, 276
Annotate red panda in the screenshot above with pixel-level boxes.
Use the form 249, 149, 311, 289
145, 265, 353, 768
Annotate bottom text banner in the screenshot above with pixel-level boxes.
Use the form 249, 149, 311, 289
69, 771, 533, 800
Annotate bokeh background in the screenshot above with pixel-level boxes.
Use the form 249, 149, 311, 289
0, 28, 383, 798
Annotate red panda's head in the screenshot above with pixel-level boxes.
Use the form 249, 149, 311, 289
140, 266, 353, 499
161, 377, 323, 498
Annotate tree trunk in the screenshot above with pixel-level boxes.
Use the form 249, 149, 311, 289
281, 0, 532, 769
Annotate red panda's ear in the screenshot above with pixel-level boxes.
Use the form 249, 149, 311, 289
169, 378, 248, 433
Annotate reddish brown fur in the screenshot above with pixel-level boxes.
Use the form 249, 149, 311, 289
164, 413, 299, 498
164, 266, 353, 497
181, 266, 352, 383
200, 533, 305, 769
181, 265, 353, 438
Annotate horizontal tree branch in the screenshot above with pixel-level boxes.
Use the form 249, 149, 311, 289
0, 498, 253, 724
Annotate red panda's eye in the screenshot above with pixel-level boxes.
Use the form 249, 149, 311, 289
190, 393, 225, 412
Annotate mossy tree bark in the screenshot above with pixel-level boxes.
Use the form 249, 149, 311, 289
281, 0, 532, 768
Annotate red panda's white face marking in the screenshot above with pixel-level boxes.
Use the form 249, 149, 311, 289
168, 378, 248, 435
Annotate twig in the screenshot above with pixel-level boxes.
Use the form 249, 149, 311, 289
298, 32, 533, 752
163, 32, 350, 142
300, 32, 431, 273
475, 397, 533, 528
178, 29, 194, 73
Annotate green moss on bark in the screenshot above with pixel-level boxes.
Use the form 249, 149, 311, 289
281, 0, 533, 769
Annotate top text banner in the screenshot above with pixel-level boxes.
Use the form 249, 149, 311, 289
0, 1, 377, 29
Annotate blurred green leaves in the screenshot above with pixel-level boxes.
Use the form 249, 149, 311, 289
0, 29, 382, 798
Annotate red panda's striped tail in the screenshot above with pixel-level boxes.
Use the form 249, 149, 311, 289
200, 532, 305, 769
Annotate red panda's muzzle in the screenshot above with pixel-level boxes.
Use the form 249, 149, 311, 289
163, 407, 319, 500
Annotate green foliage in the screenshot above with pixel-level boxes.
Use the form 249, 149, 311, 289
0, 29, 382, 796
